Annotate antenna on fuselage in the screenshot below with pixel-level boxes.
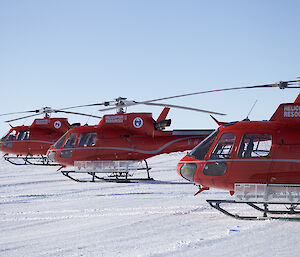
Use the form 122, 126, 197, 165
244, 100, 258, 121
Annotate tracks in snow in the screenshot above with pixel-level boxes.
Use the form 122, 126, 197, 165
0, 206, 211, 222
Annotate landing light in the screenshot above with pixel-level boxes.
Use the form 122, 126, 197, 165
47, 150, 56, 161
180, 163, 197, 182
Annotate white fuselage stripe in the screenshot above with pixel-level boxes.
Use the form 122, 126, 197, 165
178, 159, 300, 164
57, 136, 200, 155
6, 140, 54, 144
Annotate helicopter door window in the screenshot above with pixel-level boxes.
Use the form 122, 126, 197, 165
210, 132, 236, 159
238, 133, 272, 158
63, 133, 77, 148
16, 131, 29, 141
78, 132, 97, 147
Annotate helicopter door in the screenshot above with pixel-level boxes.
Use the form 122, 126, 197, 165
268, 131, 300, 184
15, 130, 30, 154
205, 133, 236, 182
232, 133, 272, 184
198, 133, 235, 189
60, 132, 78, 159
77, 132, 98, 160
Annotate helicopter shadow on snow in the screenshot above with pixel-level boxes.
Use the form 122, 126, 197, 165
67, 179, 192, 185
139, 179, 192, 185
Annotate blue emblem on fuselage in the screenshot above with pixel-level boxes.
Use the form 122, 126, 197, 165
133, 117, 143, 128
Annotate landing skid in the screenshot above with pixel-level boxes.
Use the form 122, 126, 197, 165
4, 154, 61, 166
60, 170, 154, 183
207, 200, 300, 221
60, 160, 154, 183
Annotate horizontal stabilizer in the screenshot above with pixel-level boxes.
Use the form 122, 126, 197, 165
210, 115, 226, 125
157, 107, 170, 122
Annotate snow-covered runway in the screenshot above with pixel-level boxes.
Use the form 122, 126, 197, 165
1, 153, 299, 257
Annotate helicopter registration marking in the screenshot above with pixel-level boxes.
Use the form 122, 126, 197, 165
105, 116, 124, 123
284, 105, 300, 118
35, 119, 50, 125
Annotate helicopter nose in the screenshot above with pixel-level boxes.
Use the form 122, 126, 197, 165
177, 162, 197, 182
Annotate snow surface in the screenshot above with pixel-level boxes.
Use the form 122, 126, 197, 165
1, 152, 300, 257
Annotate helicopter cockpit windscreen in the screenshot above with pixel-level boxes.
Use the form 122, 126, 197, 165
1, 132, 9, 142
53, 131, 69, 149
188, 130, 219, 160
3, 130, 17, 148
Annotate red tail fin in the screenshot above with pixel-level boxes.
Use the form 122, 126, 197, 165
270, 94, 300, 121
294, 94, 300, 104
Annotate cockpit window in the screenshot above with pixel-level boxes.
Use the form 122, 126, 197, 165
1, 132, 9, 142
3, 130, 16, 148
16, 131, 30, 141
78, 132, 97, 147
238, 133, 272, 158
53, 131, 69, 149
210, 132, 236, 159
63, 133, 77, 148
7, 130, 16, 140
189, 130, 219, 160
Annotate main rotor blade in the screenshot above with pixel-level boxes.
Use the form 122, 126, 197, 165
0, 110, 36, 117
98, 80, 299, 112
4, 110, 102, 122
142, 102, 226, 116
55, 110, 102, 119
5, 113, 41, 123
58, 102, 108, 111
139, 80, 300, 105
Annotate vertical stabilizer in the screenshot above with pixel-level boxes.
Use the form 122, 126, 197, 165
270, 94, 300, 121
294, 94, 300, 104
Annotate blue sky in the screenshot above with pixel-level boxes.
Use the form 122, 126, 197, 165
0, 0, 299, 136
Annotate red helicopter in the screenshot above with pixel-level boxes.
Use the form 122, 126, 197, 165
46, 96, 227, 182
177, 79, 300, 220
0, 107, 101, 166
